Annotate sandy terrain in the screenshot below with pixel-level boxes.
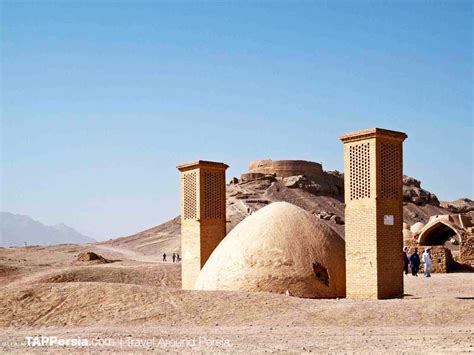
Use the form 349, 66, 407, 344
0, 243, 473, 353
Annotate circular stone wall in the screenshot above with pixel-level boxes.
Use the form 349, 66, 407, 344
248, 159, 323, 178
194, 202, 346, 298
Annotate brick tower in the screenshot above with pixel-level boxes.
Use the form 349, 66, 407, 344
177, 160, 228, 290
340, 128, 407, 299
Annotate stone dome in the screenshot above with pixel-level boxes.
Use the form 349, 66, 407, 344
194, 202, 346, 298
410, 222, 425, 234
403, 229, 413, 241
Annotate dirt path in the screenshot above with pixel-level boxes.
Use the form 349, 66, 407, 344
92, 245, 163, 263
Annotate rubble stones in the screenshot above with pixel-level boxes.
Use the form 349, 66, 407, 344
440, 198, 474, 213
283, 175, 341, 196
240, 173, 276, 183
403, 175, 440, 206
313, 210, 344, 225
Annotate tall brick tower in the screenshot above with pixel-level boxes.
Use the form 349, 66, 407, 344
340, 128, 407, 299
177, 160, 228, 290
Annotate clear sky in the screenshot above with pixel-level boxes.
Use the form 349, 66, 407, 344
1, 1, 472, 240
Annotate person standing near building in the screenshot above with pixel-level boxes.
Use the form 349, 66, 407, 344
423, 247, 432, 277
172, 253, 176, 263
403, 246, 410, 275
163, 253, 167, 262
409, 248, 420, 277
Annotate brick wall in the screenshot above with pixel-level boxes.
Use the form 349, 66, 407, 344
459, 233, 474, 269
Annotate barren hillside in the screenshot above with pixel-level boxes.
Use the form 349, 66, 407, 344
102, 162, 473, 257
99, 217, 181, 257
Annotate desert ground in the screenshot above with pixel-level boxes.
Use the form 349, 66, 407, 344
0, 243, 473, 353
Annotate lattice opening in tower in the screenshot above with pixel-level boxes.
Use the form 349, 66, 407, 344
349, 143, 371, 200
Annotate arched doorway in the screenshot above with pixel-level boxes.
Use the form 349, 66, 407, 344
418, 221, 461, 246
417, 220, 469, 272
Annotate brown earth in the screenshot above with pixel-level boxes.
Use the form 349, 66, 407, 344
1, 162, 472, 353
0, 244, 473, 353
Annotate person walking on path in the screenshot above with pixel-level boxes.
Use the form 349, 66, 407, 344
172, 253, 176, 263
162, 253, 167, 262
403, 246, 410, 275
423, 247, 432, 277
409, 248, 420, 277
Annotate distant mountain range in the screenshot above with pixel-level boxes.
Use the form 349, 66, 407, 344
0, 212, 95, 247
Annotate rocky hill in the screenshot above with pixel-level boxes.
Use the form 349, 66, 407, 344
99, 216, 181, 257
440, 198, 474, 213
102, 160, 473, 256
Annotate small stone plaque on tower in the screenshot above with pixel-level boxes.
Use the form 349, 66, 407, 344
384, 215, 394, 225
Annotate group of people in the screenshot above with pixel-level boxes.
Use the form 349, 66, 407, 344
162, 252, 180, 263
403, 246, 432, 277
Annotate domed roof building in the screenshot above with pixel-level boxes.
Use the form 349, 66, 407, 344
410, 222, 425, 234
403, 229, 413, 241
194, 202, 346, 298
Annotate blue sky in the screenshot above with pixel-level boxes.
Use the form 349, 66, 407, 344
1, 1, 472, 240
